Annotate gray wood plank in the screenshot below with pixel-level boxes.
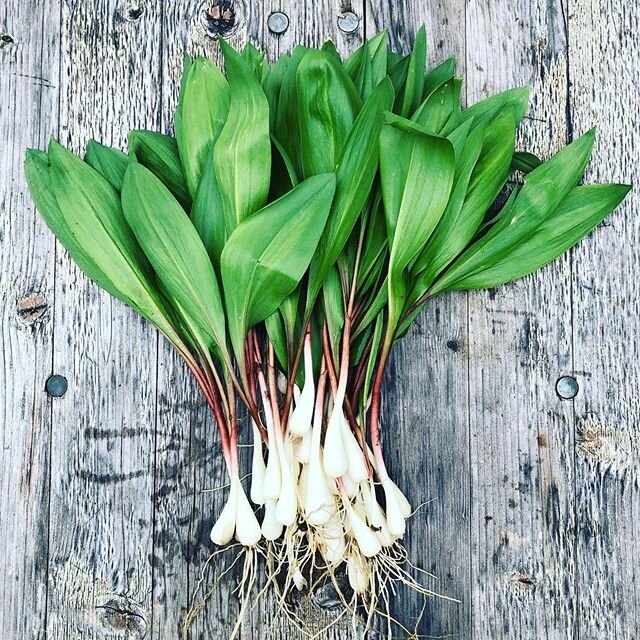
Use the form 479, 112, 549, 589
568, 1, 640, 638
45, 2, 164, 637
465, 2, 578, 638
0, 1, 61, 638
363, 2, 472, 638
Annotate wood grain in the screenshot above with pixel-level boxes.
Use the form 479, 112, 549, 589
465, 1, 578, 638
46, 1, 163, 637
568, 1, 640, 638
0, 1, 638, 639
0, 1, 60, 638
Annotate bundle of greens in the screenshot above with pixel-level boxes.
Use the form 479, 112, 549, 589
26, 27, 629, 636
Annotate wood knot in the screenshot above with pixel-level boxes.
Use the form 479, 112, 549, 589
201, 1, 236, 38
1, 33, 14, 45
17, 293, 48, 325
576, 415, 635, 474
508, 572, 536, 599
97, 595, 148, 635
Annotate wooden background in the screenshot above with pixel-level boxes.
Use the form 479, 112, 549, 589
1, 0, 638, 638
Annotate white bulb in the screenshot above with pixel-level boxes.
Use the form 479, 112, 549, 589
276, 438, 298, 526
234, 479, 262, 546
261, 499, 284, 541
382, 478, 406, 537
323, 406, 348, 478
346, 504, 381, 558
250, 421, 266, 505
210, 483, 237, 545
320, 516, 347, 566
341, 416, 368, 482
295, 427, 312, 463
347, 554, 370, 594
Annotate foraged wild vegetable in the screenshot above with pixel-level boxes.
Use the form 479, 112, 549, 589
25, 28, 630, 637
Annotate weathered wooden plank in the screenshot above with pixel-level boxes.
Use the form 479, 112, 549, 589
363, 2, 472, 638
568, 2, 640, 638
45, 2, 164, 637
0, 2, 61, 638
465, 2, 578, 638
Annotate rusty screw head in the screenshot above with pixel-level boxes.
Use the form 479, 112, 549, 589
337, 11, 359, 34
267, 11, 289, 35
556, 375, 579, 400
46, 375, 68, 398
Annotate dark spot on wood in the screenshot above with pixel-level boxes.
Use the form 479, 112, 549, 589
488, 287, 497, 300
485, 515, 493, 523
127, 7, 143, 21
545, 482, 561, 544
492, 534, 509, 567
446, 338, 460, 352
17, 293, 48, 325
78, 469, 145, 483
97, 596, 147, 634
537, 433, 548, 447
201, 1, 236, 38
508, 498, 516, 508
1, 33, 14, 44
84, 426, 145, 439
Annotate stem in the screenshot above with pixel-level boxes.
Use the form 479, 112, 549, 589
267, 343, 283, 436
281, 322, 309, 424
368, 332, 393, 463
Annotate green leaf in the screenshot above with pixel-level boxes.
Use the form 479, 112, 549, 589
128, 130, 191, 210
26, 143, 184, 349
452, 183, 631, 289
322, 265, 345, 368
353, 31, 388, 99
265, 310, 289, 371
432, 128, 597, 294
221, 173, 336, 366
387, 54, 410, 93
380, 113, 455, 330
296, 49, 361, 177
241, 41, 267, 81
263, 54, 290, 130
175, 56, 230, 198
121, 162, 227, 355
189, 146, 226, 265
410, 113, 516, 294
399, 26, 426, 117
462, 86, 530, 128
511, 150, 542, 174
424, 56, 456, 97
307, 78, 395, 309
412, 78, 462, 135
214, 39, 271, 234
85, 140, 128, 191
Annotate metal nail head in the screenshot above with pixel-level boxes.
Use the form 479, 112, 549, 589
556, 376, 578, 400
46, 374, 68, 398
268, 11, 289, 34
337, 11, 359, 34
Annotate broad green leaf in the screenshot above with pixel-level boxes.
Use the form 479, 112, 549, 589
27, 143, 184, 349
511, 150, 542, 174
321, 39, 342, 64
353, 31, 388, 99
274, 46, 307, 177
241, 41, 267, 81
221, 173, 336, 366
190, 146, 226, 265
412, 78, 462, 134
265, 310, 289, 371
424, 56, 456, 97
387, 54, 410, 93
263, 54, 290, 130
432, 129, 597, 294
121, 162, 227, 355
128, 130, 191, 210
380, 113, 455, 330
175, 56, 230, 198
410, 113, 515, 293
322, 265, 345, 368
452, 183, 630, 289
307, 78, 395, 309
85, 140, 128, 191
343, 30, 388, 83
214, 39, 271, 234
462, 86, 530, 128
399, 26, 426, 117
296, 49, 361, 177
